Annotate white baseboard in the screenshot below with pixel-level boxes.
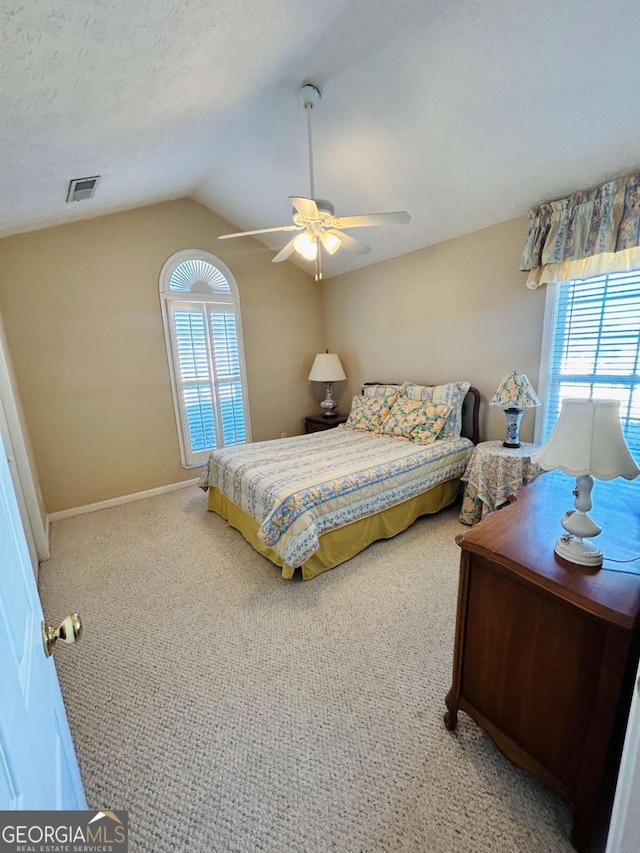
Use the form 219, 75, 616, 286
48, 478, 200, 523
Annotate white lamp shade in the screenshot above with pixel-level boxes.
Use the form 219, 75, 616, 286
294, 232, 318, 261
320, 231, 341, 255
532, 398, 640, 480
489, 372, 541, 409
308, 353, 346, 382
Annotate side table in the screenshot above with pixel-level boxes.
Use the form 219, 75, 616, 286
459, 439, 542, 525
305, 414, 348, 434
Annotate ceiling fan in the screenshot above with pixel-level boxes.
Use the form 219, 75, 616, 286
218, 83, 411, 280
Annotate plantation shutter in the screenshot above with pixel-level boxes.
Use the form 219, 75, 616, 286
172, 306, 217, 454
208, 309, 246, 447
542, 270, 640, 460
160, 251, 250, 467
169, 301, 248, 459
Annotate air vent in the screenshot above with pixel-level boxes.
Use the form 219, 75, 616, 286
66, 176, 100, 203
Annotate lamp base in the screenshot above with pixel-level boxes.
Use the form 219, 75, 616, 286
555, 498, 603, 567
503, 408, 524, 448
554, 535, 603, 567
319, 382, 338, 417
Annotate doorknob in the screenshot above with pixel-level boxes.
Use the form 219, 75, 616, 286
42, 613, 82, 657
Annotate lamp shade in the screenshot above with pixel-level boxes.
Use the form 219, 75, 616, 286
320, 231, 341, 255
489, 372, 541, 409
294, 232, 318, 261
308, 353, 346, 383
532, 398, 640, 480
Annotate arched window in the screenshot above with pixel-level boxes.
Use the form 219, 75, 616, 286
159, 250, 251, 468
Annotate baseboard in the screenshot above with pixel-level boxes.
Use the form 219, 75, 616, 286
47, 478, 200, 522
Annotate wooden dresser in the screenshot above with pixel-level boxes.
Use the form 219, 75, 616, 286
445, 470, 640, 850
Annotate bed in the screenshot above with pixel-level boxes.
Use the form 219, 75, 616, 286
199, 381, 480, 580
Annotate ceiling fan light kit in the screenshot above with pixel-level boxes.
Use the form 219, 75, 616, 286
219, 83, 411, 281
320, 231, 341, 255
294, 231, 318, 261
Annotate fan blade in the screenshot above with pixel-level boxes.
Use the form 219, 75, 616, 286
272, 237, 298, 263
329, 229, 371, 255
218, 224, 300, 240
289, 197, 320, 219
332, 211, 411, 229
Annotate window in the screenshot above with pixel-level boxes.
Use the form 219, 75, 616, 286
538, 269, 640, 459
159, 250, 251, 467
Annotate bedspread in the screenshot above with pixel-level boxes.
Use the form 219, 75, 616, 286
199, 427, 473, 567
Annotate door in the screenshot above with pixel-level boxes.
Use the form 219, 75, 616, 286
606, 659, 640, 852
0, 315, 49, 570
0, 431, 85, 809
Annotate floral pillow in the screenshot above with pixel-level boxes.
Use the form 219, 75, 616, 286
362, 383, 403, 398
380, 397, 431, 439
401, 381, 471, 439
411, 404, 452, 445
344, 392, 397, 432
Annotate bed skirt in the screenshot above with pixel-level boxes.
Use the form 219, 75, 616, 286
207, 478, 461, 580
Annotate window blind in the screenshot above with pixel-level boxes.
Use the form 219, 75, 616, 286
542, 270, 640, 460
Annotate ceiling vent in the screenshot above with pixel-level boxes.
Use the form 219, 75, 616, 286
66, 176, 100, 203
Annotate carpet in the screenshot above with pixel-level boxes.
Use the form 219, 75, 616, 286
39, 487, 595, 852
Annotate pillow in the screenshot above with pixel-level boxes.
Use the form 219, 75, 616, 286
401, 381, 471, 438
344, 392, 397, 432
411, 403, 452, 445
380, 396, 430, 439
362, 383, 403, 398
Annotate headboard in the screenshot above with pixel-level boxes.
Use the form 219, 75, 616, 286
362, 382, 481, 445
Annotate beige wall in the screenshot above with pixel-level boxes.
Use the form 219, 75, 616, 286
321, 216, 546, 442
0, 203, 547, 515
0, 199, 324, 513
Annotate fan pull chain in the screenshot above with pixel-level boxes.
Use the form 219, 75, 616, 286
315, 242, 322, 281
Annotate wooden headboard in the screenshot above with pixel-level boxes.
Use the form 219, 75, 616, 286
362, 383, 481, 445
462, 386, 481, 445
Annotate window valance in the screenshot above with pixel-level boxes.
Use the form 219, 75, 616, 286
520, 173, 640, 288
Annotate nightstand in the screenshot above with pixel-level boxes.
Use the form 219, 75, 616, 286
459, 439, 542, 525
304, 414, 348, 434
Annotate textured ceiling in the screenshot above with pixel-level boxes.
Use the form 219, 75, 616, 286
1, 0, 639, 278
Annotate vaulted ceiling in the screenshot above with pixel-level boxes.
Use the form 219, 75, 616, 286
2, 0, 639, 278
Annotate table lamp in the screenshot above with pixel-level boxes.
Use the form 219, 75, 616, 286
489, 371, 541, 448
531, 398, 640, 567
308, 351, 346, 417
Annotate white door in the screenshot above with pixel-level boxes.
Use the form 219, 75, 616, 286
606, 660, 640, 852
0, 431, 85, 809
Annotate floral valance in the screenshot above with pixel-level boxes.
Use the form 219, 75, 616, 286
520, 173, 640, 288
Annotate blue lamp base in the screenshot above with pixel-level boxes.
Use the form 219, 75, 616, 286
503, 408, 524, 448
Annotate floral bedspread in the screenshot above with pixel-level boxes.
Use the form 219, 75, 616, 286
199, 427, 473, 567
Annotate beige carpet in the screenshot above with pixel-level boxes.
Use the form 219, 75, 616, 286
39, 487, 600, 852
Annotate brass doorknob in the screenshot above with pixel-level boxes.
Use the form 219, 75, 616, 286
42, 613, 82, 657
